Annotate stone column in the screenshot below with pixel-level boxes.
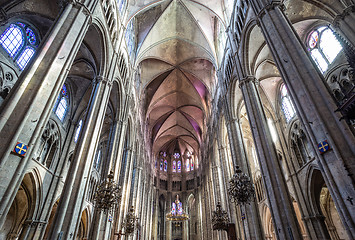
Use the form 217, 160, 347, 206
223, 99, 265, 240
0, 1, 96, 228
333, 4, 355, 48
117, 146, 134, 231
132, 166, 142, 240
48, 75, 113, 239
239, 76, 303, 239
249, 1, 355, 238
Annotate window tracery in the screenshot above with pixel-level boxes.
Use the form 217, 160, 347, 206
280, 84, 296, 122
307, 26, 342, 73
74, 119, 83, 142
290, 121, 312, 167
54, 84, 69, 122
37, 119, 60, 169
0, 22, 38, 70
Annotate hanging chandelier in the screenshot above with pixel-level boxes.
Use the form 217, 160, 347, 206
166, 195, 189, 221
228, 166, 255, 205
212, 202, 230, 231
122, 206, 139, 235
94, 170, 121, 210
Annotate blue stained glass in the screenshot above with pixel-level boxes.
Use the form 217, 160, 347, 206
55, 97, 67, 121
177, 202, 183, 215
74, 119, 83, 142
191, 160, 194, 170
160, 159, 163, 171
186, 159, 190, 171
172, 160, 176, 172
62, 84, 67, 96
177, 160, 181, 173
16, 22, 25, 28
0, 25, 24, 57
172, 202, 176, 215
164, 160, 167, 172
16, 47, 34, 70
26, 28, 36, 45
173, 152, 180, 159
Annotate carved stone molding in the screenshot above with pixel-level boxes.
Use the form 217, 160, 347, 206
333, 5, 355, 28
238, 75, 258, 88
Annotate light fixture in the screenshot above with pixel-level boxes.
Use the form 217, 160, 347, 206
228, 166, 255, 205
212, 202, 230, 231
94, 170, 121, 210
166, 195, 189, 221
122, 206, 139, 235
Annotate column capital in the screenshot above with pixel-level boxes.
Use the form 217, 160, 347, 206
93, 75, 112, 86
253, 0, 285, 18
333, 5, 355, 28
239, 76, 259, 88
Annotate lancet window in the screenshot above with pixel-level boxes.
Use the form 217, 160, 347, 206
74, 119, 83, 142
280, 84, 296, 122
307, 26, 342, 73
0, 22, 39, 70
54, 84, 69, 122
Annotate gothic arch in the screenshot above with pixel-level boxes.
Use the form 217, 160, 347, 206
76, 208, 90, 240
87, 20, 109, 76
241, 19, 261, 75
0, 171, 41, 239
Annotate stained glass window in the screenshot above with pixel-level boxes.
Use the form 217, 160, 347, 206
16, 47, 35, 70
191, 159, 194, 170
164, 160, 167, 172
281, 85, 296, 122
0, 22, 38, 70
177, 201, 183, 215
55, 97, 67, 121
74, 119, 83, 142
54, 84, 69, 122
26, 28, 36, 45
160, 159, 163, 171
0, 24, 23, 57
308, 26, 342, 73
186, 159, 190, 172
172, 160, 176, 172
172, 202, 176, 215
173, 152, 180, 159
177, 160, 181, 173
95, 150, 101, 170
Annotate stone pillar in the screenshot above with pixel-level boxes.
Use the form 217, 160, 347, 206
333, 4, 355, 48
48, 75, 113, 239
249, 1, 355, 238
132, 166, 142, 240
0, 1, 96, 228
223, 99, 265, 240
239, 75, 303, 239
117, 146, 134, 230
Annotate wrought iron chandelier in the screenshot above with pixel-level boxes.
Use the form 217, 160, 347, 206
166, 195, 189, 221
94, 170, 121, 210
228, 166, 255, 205
212, 202, 230, 231
122, 206, 139, 235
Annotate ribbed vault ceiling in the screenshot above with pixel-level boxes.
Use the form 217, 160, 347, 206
130, 0, 230, 157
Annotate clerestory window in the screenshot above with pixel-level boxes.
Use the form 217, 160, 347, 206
0, 22, 39, 70
307, 26, 342, 73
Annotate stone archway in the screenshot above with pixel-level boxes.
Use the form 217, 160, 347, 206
0, 172, 39, 240
309, 169, 349, 240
